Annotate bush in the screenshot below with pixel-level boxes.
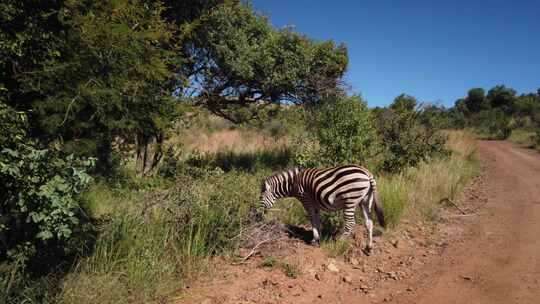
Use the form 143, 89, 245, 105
0, 102, 94, 302
375, 97, 447, 172
312, 95, 378, 166
483, 109, 512, 139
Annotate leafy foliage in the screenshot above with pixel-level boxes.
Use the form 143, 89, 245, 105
0, 102, 94, 302
312, 95, 378, 166
464, 88, 488, 113
375, 95, 447, 172
452, 85, 539, 141
187, 1, 348, 122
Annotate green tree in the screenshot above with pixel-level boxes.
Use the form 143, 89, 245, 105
487, 85, 516, 112
27, 1, 182, 175
390, 94, 417, 112
186, 1, 348, 123
464, 88, 488, 113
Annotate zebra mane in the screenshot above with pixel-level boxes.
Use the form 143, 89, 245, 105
264, 167, 301, 185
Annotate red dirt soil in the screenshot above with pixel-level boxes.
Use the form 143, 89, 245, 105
174, 141, 540, 304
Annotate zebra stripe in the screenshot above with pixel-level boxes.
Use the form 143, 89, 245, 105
260, 165, 385, 252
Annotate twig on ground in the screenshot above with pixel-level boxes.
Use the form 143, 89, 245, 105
234, 238, 275, 264
446, 213, 484, 218
440, 198, 467, 215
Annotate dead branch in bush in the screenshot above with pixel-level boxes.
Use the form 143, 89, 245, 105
440, 198, 467, 215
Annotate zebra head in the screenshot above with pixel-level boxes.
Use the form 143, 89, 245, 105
260, 180, 276, 209
260, 168, 300, 209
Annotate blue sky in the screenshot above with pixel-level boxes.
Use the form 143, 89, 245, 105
252, 0, 540, 107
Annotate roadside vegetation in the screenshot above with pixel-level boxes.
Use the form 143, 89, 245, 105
1, 1, 535, 304
451, 86, 540, 149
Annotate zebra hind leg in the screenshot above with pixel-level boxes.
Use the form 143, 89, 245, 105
361, 203, 374, 254
341, 202, 357, 238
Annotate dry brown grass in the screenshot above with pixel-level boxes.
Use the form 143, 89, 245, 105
180, 129, 290, 154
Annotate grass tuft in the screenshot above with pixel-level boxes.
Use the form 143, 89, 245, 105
321, 238, 351, 258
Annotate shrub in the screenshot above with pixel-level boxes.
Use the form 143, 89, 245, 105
375, 96, 447, 172
0, 102, 94, 302
312, 95, 378, 166
260, 256, 278, 268
485, 109, 512, 139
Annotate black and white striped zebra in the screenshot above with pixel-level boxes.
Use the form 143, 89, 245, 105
260, 165, 386, 252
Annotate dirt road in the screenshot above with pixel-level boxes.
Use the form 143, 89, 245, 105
396, 141, 540, 304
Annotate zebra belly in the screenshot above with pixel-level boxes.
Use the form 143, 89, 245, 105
316, 182, 370, 212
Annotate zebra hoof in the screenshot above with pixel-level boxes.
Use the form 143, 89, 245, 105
362, 246, 372, 256
311, 239, 320, 247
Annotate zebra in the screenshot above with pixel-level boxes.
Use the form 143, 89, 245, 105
260, 165, 386, 252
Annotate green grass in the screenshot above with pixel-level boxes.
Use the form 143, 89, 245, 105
58, 169, 262, 304
280, 261, 300, 278
259, 256, 278, 268
321, 238, 351, 258
259, 256, 299, 278
377, 176, 408, 227
508, 129, 537, 147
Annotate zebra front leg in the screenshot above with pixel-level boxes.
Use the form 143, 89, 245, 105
307, 207, 322, 246
361, 203, 374, 254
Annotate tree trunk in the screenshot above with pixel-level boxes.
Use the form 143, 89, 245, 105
96, 134, 113, 175
136, 132, 163, 177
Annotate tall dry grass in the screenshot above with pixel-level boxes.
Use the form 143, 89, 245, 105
181, 129, 290, 154
379, 130, 478, 224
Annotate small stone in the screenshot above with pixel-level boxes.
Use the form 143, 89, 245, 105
460, 275, 472, 281
326, 262, 339, 273
349, 257, 359, 266
359, 285, 370, 294
391, 240, 399, 248
406, 287, 413, 292
386, 271, 399, 280
342, 275, 353, 283
318, 294, 323, 299
315, 273, 321, 281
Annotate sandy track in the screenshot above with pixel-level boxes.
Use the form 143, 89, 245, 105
396, 141, 540, 304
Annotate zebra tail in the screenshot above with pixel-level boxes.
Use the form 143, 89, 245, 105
370, 177, 386, 228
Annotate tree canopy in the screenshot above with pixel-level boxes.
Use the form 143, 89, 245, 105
1, 0, 349, 171
185, 2, 348, 122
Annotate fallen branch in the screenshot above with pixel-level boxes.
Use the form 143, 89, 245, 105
446, 213, 483, 218
440, 198, 467, 215
234, 238, 275, 265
